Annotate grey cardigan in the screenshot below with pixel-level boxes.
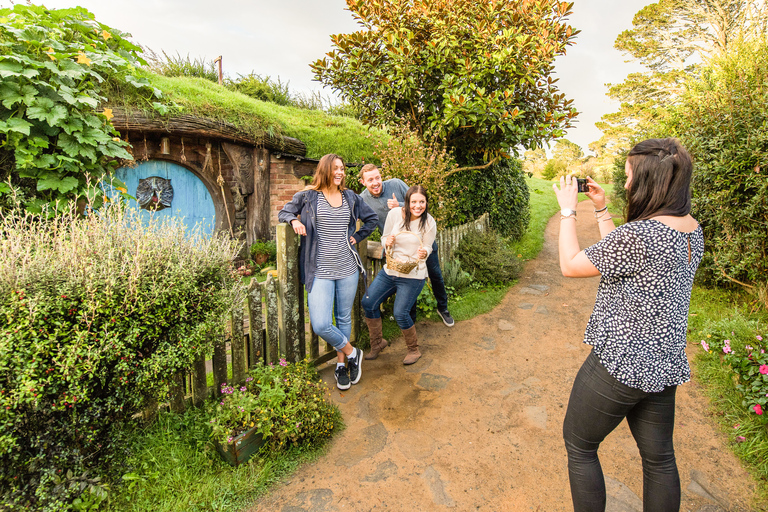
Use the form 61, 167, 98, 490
278, 189, 378, 292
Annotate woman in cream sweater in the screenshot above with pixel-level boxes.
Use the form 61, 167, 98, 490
362, 185, 437, 364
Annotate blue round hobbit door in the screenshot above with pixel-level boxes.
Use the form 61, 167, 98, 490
113, 160, 216, 237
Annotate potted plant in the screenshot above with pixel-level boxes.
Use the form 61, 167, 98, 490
250, 239, 276, 266
208, 359, 340, 466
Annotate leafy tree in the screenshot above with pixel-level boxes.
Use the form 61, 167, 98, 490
522, 148, 547, 176
311, 0, 580, 164
593, 0, 768, 157
664, 37, 768, 298
0, 4, 167, 214
541, 159, 566, 180
552, 138, 583, 169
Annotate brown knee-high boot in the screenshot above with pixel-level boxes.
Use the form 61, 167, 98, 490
364, 317, 388, 360
401, 326, 421, 365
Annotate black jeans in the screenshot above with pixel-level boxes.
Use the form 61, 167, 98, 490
563, 351, 680, 512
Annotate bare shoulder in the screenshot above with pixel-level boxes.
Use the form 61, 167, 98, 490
651, 214, 699, 234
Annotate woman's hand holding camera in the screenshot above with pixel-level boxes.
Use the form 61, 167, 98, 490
583, 177, 606, 211
553, 175, 579, 211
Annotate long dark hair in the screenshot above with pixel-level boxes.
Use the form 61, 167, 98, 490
626, 138, 693, 222
308, 154, 346, 191
402, 185, 430, 233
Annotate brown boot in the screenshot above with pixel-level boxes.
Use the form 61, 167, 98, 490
401, 326, 421, 365
364, 317, 388, 360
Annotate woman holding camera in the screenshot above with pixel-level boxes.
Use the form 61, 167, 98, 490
362, 185, 436, 365
278, 154, 378, 390
553, 138, 703, 512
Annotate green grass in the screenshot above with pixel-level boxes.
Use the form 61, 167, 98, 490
107, 407, 342, 512
108, 72, 388, 163
688, 286, 768, 509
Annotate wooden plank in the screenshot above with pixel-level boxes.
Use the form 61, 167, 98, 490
169, 372, 186, 413
276, 223, 304, 362
247, 279, 264, 367
191, 354, 208, 406
265, 274, 280, 364
252, 148, 271, 242
231, 297, 246, 384
312, 350, 337, 367
213, 333, 227, 397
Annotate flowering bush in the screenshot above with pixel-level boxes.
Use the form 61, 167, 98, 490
0, 203, 240, 509
209, 359, 340, 452
700, 327, 768, 424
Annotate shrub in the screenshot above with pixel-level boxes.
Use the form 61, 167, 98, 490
0, 5, 169, 215
697, 320, 768, 425
456, 229, 522, 285
666, 38, 768, 297
249, 239, 277, 262
0, 203, 241, 510
209, 359, 340, 451
225, 73, 292, 106
449, 158, 530, 240
441, 259, 473, 294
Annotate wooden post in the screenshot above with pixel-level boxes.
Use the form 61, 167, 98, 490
247, 279, 264, 367
169, 372, 186, 413
213, 333, 227, 396
265, 273, 280, 364
191, 353, 208, 406
276, 223, 304, 363
251, 148, 271, 242
352, 233, 368, 343
231, 297, 246, 384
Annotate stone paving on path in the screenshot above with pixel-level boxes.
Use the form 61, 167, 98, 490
248, 201, 758, 512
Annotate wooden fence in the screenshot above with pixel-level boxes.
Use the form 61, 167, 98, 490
164, 213, 490, 413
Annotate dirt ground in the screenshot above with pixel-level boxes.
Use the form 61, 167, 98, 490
248, 201, 759, 512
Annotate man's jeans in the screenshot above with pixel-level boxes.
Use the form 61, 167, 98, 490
563, 351, 680, 512
408, 241, 448, 322
362, 271, 425, 330
306, 273, 358, 351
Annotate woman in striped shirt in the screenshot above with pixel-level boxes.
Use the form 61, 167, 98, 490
278, 154, 378, 390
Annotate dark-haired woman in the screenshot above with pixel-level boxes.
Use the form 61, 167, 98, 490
362, 185, 436, 365
278, 154, 377, 390
554, 138, 703, 512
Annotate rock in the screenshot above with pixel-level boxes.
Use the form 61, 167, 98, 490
280, 488, 335, 512
363, 460, 398, 482
604, 476, 643, 512
519, 287, 545, 295
535, 305, 549, 315
687, 469, 730, 509
498, 320, 516, 331
523, 406, 547, 430
421, 466, 456, 507
334, 423, 388, 467
417, 373, 451, 391
518, 303, 534, 310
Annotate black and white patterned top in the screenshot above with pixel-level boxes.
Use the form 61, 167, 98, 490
583, 219, 704, 392
315, 193, 356, 279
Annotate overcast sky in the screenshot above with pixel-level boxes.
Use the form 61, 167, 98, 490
28, 0, 649, 155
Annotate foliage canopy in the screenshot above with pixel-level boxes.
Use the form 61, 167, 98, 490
312, 0, 579, 163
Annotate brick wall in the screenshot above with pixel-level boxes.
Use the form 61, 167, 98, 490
268, 157, 316, 227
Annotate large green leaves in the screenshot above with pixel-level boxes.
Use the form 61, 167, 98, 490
0, 4, 167, 214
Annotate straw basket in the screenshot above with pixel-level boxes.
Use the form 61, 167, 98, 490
385, 231, 423, 274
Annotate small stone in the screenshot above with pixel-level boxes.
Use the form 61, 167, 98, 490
604, 476, 642, 512
421, 466, 456, 507
528, 284, 550, 292
523, 406, 547, 430
417, 373, 451, 391
498, 320, 515, 331
535, 305, 549, 315
519, 287, 544, 295
518, 303, 534, 310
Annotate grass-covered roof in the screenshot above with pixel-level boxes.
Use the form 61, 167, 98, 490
108, 72, 387, 164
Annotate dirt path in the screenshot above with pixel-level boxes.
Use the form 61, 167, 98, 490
249, 201, 758, 512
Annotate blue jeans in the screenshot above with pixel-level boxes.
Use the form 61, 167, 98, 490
563, 351, 680, 512
401, 241, 448, 323
362, 271, 425, 330
306, 273, 359, 351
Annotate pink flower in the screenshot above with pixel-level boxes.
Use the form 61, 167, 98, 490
733, 424, 740, 429
757, 335, 763, 341
279, 358, 288, 367
240, 386, 247, 391
701, 340, 710, 352
754, 404, 763, 415
723, 345, 732, 354
736, 436, 746, 442
760, 365, 768, 375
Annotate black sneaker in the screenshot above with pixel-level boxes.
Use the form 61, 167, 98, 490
437, 309, 455, 327
334, 365, 350, 390
348, 348, 363, 385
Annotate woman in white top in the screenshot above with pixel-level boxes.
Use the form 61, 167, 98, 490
362, 185, 437, 364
